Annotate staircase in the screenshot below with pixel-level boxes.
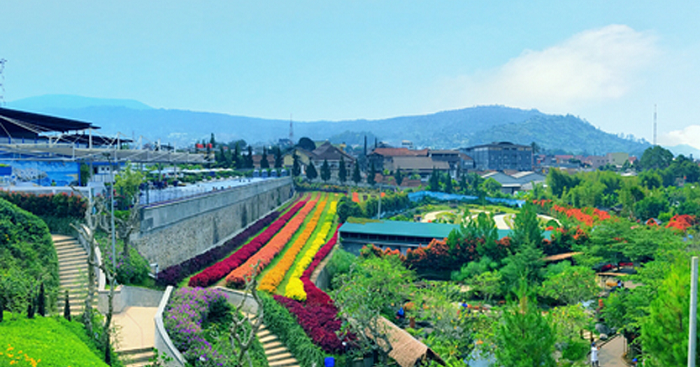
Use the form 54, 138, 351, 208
54, 234, 96, 315
117, 347, 155, 367
245, 312, 300, 367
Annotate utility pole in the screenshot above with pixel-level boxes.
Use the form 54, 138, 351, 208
110, 149, 117, 270
689, 256, 698, 367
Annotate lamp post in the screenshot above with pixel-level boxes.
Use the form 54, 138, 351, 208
103, 150, 117, 270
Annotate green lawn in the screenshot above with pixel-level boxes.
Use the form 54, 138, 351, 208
0, 312, 108, 367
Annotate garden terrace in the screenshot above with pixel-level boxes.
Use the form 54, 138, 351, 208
340, 220, 547, 255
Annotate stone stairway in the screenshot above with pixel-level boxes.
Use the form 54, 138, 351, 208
245, 312, 300, 367
116, 347, 155, 367
54, 234, 96, 315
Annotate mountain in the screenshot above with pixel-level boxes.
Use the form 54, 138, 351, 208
666, 144, 700, 158
4, 95, 650, 155
7, 94, 152, 111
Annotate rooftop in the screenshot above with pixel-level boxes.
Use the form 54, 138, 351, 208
340, 220, 551, 240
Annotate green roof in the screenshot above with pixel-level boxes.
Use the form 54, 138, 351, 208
340, 220, 552, 240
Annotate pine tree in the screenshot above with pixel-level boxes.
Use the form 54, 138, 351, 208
352, 162, 362, 184
428, 169, 440, 192
274, 146, 283, 168
0, 297, 4, 323
495, 283, 557, 367
444, 172, 453, 194
64, 290, 71, 321
292, 153, 301, 177
321, 159, 331, 182
367, 162, 376, 185
261, 147, 270, 169
246, 146, 254, 168
27, 291, 35, 319
306, 161, 318, 181
395, 167, 404, 186
233, 143, 241, 168
37, 282, 45, 317
512, 203, 544, 251
338, 156, 347, 183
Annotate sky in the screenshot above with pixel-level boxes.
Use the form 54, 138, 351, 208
1, 1, 699, 148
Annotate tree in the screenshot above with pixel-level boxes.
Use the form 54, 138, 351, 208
539, 263, 598, 305
297, 137, 316, 151
79, 163, 91, 186
292, 152, 301, 177
641, 259, 700, 366
639, 170, 663, 190
338, 156, 347, 183
260, 147, 269, 169
352, 162, 362, 184
246, 146, 254, 168
394, 167, 404, 186
114, 162, 144, 209
511, 203, 543, 250
63, 289, 71, 321
500, 243, 545, 293
333, 255, 416, 365
494, 284, 557, 367
444, 173, 453, 194
226, 265, 266, 367
547, 169, 579, 198
320, 159, 331, 182
306, 161, 318, 181
468, 270, 502, 304
428, 169, 440, 192
482, 178, 501, 196
367, 161, 376, 185
37, 282, 45, 317
233, 143, 241, 168
273, 146, 283, 168
639, 146, 674, 171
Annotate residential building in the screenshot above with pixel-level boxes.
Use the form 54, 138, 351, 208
463, 142, 532, 171
368, 147, 428, 171
481, 170, 546, 194
282, 142, 356, 177
428, 150, 475, 172
607, 152, 629, 167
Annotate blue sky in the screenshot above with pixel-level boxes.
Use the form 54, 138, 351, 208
1, 1, 699, 147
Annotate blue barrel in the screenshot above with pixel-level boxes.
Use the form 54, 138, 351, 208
324, 357, 335, 367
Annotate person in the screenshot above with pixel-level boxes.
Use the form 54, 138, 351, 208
632, 358, 638, 366
396, 307, 405, 321
590, 342, 599, 367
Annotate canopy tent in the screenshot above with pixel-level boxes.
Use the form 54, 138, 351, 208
0, 107, 96, 138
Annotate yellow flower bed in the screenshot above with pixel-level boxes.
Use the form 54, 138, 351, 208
284, 202, 337, 300
258, 200, 328, 292
0, 345, 41, 366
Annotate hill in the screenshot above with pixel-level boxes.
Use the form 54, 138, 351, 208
7, 94, 152, 111
6, 96, 650, 154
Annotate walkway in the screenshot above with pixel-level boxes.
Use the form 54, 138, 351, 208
54, 234, 94, 315
598, 335, 628, 367
113, 306, 158, 367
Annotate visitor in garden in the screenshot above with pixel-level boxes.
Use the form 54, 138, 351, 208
590, 342, 599, 366
396, 307, 405, 321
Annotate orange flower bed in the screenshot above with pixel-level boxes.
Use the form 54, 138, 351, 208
258, 199, 328, 292
225, 199, 318, 288
352, 192, 360, 203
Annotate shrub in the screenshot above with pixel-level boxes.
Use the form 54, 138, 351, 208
188, 201, 306, 287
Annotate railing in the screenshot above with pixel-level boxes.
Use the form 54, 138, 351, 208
154, 286, 187, 367
139, 177, 274, 206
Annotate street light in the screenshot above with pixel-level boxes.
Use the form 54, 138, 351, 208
102, 150, 117, 270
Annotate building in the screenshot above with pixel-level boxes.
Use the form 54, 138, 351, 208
606, 152, 630, 167
481, 170, 546, 194
463, 142, 532, 171
282, 142, 356, 177
368, 147, 429, 171
428, 150, 475, 172
388, 156, 450, 179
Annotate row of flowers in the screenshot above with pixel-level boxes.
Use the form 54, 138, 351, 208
533, 199, 611, 227
225, 199, 318, 288
274, 230, 348, 353
258, 198, 328, 293
163, 287, 229, 366
285, 202, 338, 300
157, 211, 280, 286
188, 200, 307, 287
351, 192, 360, 203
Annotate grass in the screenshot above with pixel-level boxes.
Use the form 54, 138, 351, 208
256, 192, 327, 284
275, 196, 336, 294
0, 312, 109, 367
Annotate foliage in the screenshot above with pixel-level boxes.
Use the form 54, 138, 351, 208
511, 203, 543, 250
326, 248, 356, 287
292, 153, 301, 177
0, 312, 109, 366
114, 162, 144, 207
639, 146, 674, 171
367, 161, 376, 185
352, 161, 362, 184
494, 285, 557, 367
188, 201, 305, 287
259, 293, 326, 367
0, 191, 86, 219
297, 137, 316, 151
320, 159, 331, 182
338, 156, 347, 183
394, 167, 404, 186
0, 199, 58, 316
539, 262, 598, 305
499, 243, 545, 294
226, 200, 317, 288
306, 161, 318, 181
158, 211, 279, 286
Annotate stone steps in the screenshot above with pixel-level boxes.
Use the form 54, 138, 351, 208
243, 312, 300, 367
53, 234, 95, 316
117, 347, 155, 367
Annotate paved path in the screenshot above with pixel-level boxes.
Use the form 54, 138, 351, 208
421, 210, 454, 223
598, 336, 628, 367
492, 214, 511, 229
112, 306, 158, 351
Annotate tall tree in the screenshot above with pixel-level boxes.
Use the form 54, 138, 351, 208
428, 169, 440, 192
444, 172, 453, 194
246, 146, 254, 168
352, 162, 362, 184
233, 143, 241, 169
394, 167, 404, 186
338, 156, 347, 183
321, 159, 331, 182
306, 161, 318, 181
495, 284, 557, 367
640, 146, 674, 171
260, 147, 269, 169
512, 203, 544, 250
292, 152, 301, 177
273, 146, 283, 168
297, 137, 316, 151
367, 161, 376, 185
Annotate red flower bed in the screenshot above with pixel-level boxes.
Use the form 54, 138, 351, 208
534, 200, 612, 227
188, 200, 306, 287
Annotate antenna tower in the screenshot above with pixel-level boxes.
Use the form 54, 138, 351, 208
289, 114, 294, 143
653, 104, 657, 146
0, 59, 7, 106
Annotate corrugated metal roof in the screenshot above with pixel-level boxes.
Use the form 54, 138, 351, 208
340, 220, 552, 240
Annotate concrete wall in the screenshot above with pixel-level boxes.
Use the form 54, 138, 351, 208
135, 177, 292, 269
97, 285, 164, 314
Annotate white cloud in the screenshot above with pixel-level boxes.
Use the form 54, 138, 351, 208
438, 25, 658, 113
659, 125, 700, 150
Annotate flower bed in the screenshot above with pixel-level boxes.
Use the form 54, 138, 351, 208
285, 202, 337, 300
351, 192, 360, 203
158, 211, 280, 286
225, 200, 318, 288
533, 199, 611, 227
164, 287, 229, 365
666, 214, 696, 231
188, 200, 306, 287
258, 199, 328, 293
